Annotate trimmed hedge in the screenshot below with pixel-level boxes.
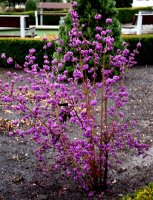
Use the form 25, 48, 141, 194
122, 182, 153, 199
0, 38, 55, 68
117, 7, 153, 24
123, 34, 153, 66
0, 34, 153, 69
115, 0, 132, 8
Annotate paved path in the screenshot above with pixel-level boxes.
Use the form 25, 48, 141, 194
122, 23, 153, 34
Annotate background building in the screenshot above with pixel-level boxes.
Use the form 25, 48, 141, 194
133, 0, 153, 7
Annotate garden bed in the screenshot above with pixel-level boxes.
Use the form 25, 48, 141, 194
0, 66, 153, 200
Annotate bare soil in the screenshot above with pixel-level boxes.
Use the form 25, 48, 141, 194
0, 66, 153, 200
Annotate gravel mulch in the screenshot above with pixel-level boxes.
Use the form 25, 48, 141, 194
0, 66, 153, 200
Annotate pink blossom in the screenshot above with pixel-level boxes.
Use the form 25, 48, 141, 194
95, 14, 102, 20
106, 18, 112, 24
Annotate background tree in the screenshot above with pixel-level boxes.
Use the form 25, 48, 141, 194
115, 0, 132, 8
59, 0, 121, 44
0, 0, 27, 11
25, 0, 37, 11
41, 0, 63, 2
58, 0, 121, 75
0, 0, 8, 11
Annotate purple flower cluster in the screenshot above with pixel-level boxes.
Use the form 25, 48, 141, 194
0, 1, 148, 196
106, 18, 112, 24
95, 14, 102, 20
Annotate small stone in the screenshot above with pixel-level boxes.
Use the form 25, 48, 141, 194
11, 175, 24, 183
112, 179, 117, 184
117, 167, 127, 173
0, 186, 3, 192
37, 194, 48, 200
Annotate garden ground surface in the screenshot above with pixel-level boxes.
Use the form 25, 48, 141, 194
0, 66, 153, 200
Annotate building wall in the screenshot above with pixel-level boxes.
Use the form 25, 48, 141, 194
133, 0, 153, 7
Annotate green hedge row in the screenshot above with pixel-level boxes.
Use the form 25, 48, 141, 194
117, 6, 153, 24
0, 35, 153, 69
0, 38, 55, 68
122, 182, 153, 200
123, 34, 153, 66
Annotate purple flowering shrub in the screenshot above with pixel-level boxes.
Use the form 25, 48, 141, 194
0, 1, 148, 196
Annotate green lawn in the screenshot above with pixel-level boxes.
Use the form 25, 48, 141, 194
0, 29, 59, 37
